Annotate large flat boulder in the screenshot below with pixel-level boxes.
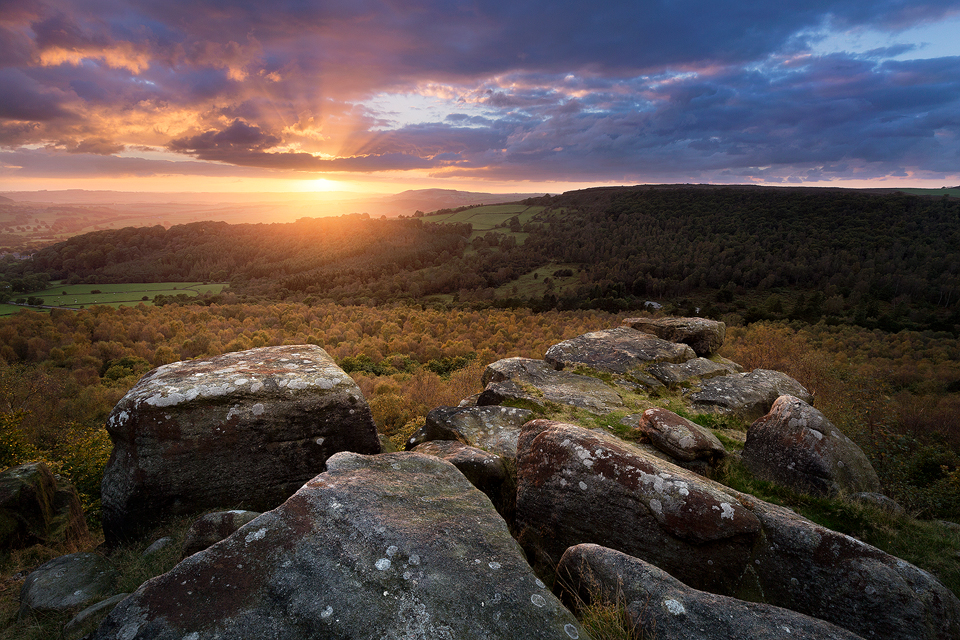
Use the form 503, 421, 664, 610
689, 369, 813, 422
101, 345, 381, 545
0, 462, 87, 549
743, 395, 880, 496
559, 544, 866, 640
622, 317, 726, 356
91, 452, 586, 640
544, 327, 695, 375
478, 357, 623, 414
515, 420, 960, 640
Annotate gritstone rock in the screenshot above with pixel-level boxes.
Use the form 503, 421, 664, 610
558, 543, 866, 640
0, 462, 87, 549
478, 357, 623, 414
622, 316, 726, 356
406, 405, 533, 459
19, 552, 118, 615
91, 452, 587, 640
544, 326, 696, 375
742, 395, 880, 496
515, 419, 960, 640
689, 369, 813, 421
100, 345, 381, 545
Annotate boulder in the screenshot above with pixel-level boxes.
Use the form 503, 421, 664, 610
852, 492, 905, 515
181, 510, 262, 558
742, 396, 880, 496
406, 405, 534, 458
516, 420, 761, 594
515, 420, 960, 640
627, 408, 726, 466
478, 357, 623, 414
544, 327, 695, 375
92, 452, 587, 640
647, 357, 740, 387
100, 345, 381, 545
410, 440, 508, 497
63, 593, 130, 640
745, 498, 960, 640
0, 462, 87, 549
19, 552, 118, 615
622, 316, 726, 356
689, 369, 813, 422
558, 544, 866, 640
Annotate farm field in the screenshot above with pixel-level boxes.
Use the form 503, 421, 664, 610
426, 204, 543, 235
0, 282, 225, 315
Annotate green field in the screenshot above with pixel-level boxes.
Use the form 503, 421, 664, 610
427, 204, 544, 235
0, 282, 226, 315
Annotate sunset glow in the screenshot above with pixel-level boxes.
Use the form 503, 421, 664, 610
1, 1, 959, 193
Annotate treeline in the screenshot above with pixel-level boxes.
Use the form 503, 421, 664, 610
3, 186, 959, 334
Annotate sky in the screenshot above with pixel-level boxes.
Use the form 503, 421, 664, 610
1, 0, 959, 194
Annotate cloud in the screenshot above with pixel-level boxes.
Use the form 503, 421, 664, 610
1, 0, 959, 186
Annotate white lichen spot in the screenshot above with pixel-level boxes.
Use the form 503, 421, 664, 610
184, 634, 200, 640
489, 562, 501, 570
664, 599, 685, 615
321, 606, 333, 619
252, 403, 265, 416
564, 624, 580, 639
250, 381, 264, 393
719, 502, 735, 520
118, 621, 143, 640
578, 481, 588, 490
531, 594, 546, 607
386, 546, 398, 557
316, 437, 325, 445
535, 579, 545, 589
245, 528, 267, 543
408, 555, 421, 566
403, 571, 412, 580
865, 585, 876, 595
375, 558, 391, 571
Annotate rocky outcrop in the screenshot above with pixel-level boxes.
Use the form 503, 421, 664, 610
544, 326, 696, 375
92, 452, 586, 640
181, 510, 261, 558
622, 317, 726, 356
558, 543, 867, 640
690, 369, 813, 421
742, 396, 880, 496
626, 407, 726, 470
19, 552, 118, 615
100, 345, 381, 544
515, 420, 960, 640
0, 462, 87, 549
406, 405, 533, 458
478, 357, 623, 414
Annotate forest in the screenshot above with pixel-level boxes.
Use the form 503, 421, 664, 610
4, 186, 958, 334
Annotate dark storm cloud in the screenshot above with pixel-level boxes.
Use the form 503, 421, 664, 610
1, 0, 958, 183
